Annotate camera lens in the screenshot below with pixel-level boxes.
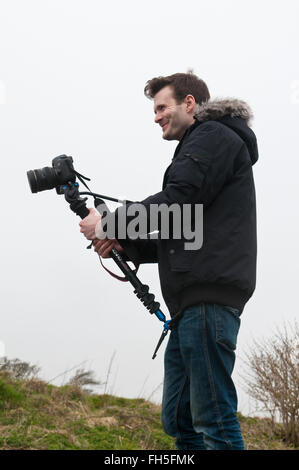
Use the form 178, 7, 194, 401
27, 166, 58, 193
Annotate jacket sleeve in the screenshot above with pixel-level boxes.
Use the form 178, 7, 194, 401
118, 236, 158, 265
111, 121, 245, 237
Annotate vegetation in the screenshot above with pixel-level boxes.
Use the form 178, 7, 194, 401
0, 368, 172, 450
243, 321, 299, 447
0, 358, 297, 450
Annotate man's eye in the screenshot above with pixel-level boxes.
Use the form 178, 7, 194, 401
154, 105, 165, 114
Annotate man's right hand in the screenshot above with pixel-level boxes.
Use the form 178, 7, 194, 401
93, 238, 124, 259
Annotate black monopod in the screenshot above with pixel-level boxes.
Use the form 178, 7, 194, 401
27, 156, 172, 358
64, 181, 172, 359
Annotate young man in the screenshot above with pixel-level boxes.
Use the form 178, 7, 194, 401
79, 72, 258, 450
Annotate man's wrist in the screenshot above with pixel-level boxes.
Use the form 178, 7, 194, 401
95, 219, 105, 239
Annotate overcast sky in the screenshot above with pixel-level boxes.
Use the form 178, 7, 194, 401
0, 0, 298, 415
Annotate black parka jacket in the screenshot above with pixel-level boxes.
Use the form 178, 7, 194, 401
114, 98, 258, 317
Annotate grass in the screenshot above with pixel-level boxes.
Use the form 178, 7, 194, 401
0, 370, 297, 450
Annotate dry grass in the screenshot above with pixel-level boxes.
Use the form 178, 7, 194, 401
0, 371, 298, 450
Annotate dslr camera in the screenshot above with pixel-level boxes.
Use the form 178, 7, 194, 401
27, 155, 76, 194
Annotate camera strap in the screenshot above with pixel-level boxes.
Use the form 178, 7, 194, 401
98, 255, 139, 282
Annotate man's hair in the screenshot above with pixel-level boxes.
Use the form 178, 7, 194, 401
144, 72, 210, 105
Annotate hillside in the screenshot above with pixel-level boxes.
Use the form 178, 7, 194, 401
0, 371, 296, 450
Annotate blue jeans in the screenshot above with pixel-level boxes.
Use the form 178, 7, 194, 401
161, 303, 245, 450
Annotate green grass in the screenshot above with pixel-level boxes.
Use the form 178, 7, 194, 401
0, 377, 25, 409
0, 371, 296, 450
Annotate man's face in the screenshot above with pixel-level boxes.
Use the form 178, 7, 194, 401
153, 86, 195, 141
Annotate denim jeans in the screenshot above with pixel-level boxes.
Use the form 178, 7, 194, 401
161, 303, 245, 450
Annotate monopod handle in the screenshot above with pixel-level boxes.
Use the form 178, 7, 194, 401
79, 206, 90, 219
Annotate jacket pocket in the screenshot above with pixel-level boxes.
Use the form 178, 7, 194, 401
168, 240, 194, 272
215, 304, 240, 352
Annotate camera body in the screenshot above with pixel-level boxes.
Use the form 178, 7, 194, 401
27, 155, 76, 194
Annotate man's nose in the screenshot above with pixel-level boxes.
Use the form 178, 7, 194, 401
154, 112, 162, 123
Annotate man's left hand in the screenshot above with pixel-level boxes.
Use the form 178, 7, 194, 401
79, 208, 102, 240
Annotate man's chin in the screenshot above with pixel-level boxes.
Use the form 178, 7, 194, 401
162, 131, 174, 141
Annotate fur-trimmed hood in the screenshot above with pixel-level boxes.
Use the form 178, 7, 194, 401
195, 98, 253, 126
194, 98, 258, 165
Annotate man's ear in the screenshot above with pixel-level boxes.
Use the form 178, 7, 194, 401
184, 94, 196, 113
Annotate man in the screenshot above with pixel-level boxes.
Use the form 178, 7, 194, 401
79, 72, 258, 450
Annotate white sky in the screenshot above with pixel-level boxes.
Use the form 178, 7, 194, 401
0, 0, 298, 415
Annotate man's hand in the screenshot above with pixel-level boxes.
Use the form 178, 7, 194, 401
79, 207, 124, 258
93, 238, 124, 258
79, 207, 101, 240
